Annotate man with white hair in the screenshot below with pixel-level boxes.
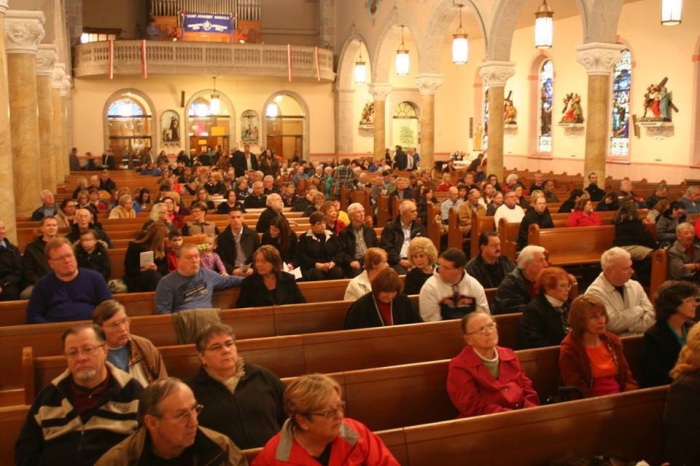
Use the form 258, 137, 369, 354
31, 189, 60, 221
441, 186, 463, 224
255, 193, 285, 233
337, 203, 379, 278
494, 245, 548, 314
243, 181, 267, 209
493, 190, 525, 232
585, 247, 655, 335
667, 222, 700, 283
679, 186, 700, 214
380, 200, 427, 274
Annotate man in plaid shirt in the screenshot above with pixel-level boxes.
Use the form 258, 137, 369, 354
332, 158, 357, 197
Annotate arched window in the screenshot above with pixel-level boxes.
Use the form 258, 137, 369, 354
611, 49, 631, 157
105, 93, 153, 156
538, 60, 554, 153
186, 92, 231, 157
392, 101, 419, 148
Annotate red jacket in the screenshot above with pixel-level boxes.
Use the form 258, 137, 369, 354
447, 345, 540, 417
559, 331, 639, 398
566, 210, 602, 227
252, 418, 399, 466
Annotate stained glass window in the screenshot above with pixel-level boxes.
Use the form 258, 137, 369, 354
611, 49, 631, 156
538, 60, 554, 153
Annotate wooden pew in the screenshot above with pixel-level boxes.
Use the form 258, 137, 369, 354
650, 248, 669, 297
393, 386, 666, 466
0, 404, 31, 465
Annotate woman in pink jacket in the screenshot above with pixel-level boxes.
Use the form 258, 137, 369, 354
566, 198, 603, 227
447, 311, 540, 417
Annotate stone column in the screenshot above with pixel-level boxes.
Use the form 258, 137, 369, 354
60, 74, 72, 179
479, 61, 515, 179
51, 63, 65, 184
368, 83, 392, 163
415, 73, 443, 173
576, 42, 624, 184
37, 44, 57, 193
5, 11, 45, 219
335, 88, 355, 155
0, 1, 16, 242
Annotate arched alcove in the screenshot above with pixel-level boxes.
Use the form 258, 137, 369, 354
103, 89, 156, 159
262, 91, 310, 161
184, 90, 235, 157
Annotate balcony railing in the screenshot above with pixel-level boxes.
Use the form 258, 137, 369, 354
73, 40, 336, 81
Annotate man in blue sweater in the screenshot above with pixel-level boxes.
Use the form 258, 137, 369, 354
26, 238, 112, 323
155, 242, 243, 314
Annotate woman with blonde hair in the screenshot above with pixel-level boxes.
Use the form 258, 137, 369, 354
343, 247, 388, 301
253, 373, 399, 465
664, 322, 700, 464
403, 237, 438, 295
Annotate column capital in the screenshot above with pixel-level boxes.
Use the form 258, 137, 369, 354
415, 73, 443, 96
0, 1, 9, 15
52, 63, 66, 89
478, 61, 515, 87
60, 75, 72, 97
36, 44, 57, 76
576, 42, 625, 76
368, 83, 392, 102
5, 11, 45, 55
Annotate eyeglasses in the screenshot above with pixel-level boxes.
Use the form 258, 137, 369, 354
50, 254, 76, 262
65, 344, 105, 359
204, 339, 235, 352
558, 283, 573, 290
466, 322, 498, 336
105, 317, 131, 330
169, 404, 204, 424
310, 401, 346, 419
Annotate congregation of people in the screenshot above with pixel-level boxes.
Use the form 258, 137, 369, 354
6, 145, 700, 464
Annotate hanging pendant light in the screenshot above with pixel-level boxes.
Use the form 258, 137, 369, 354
452, 4, 469, 65
661, 0, 683, 26
395, 25, 410, 76
210, 77, 220, 115
354, 47, 367, 83
534, 0, 554, 49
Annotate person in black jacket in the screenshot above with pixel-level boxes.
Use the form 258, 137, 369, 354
74, 229, 111, 282
261, 215, 298, 269
298, 211, 344, 281
380, 200, 427, 274
344, 268, 421, 330
557, 189, 585, 214
255, 193, 285, 233
21, 216, 59, 298
613, 200, 656, 260
236, 245, 306, 308
0, 220, 22, 301
66, 208, 113, 248
336, 202, 379, 278
643, 280, 697, 388
518, 267, 574, 349
231, 144, 258, 178
517, 194, 553, 251
494, 245, 548, 315
216, 206, 260, 276
466, 231, 516, 290
123, 223, 168, 292
185, 324, 286, 450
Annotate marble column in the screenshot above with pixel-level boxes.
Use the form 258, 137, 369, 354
51, 63, 65, 184
415, 73, 443, 173
60, 74, 72, 178
335, 88, 355, 155
576, 43, 624, 185
37, 44, 57, 193
5, 11, 45, 219
368, 83, 392, 163
0, 1, 17, 242
479, 61, 515, 179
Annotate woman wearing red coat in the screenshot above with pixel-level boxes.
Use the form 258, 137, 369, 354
253, 373, 399, 466
566, 198, 602, 227
447, 311, 540, 417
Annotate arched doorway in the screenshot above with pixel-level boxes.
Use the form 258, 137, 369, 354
186, 91, 233, 156
104, 90, 154, 158
264, 93, 306, 161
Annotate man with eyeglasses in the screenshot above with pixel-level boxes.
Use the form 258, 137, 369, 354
97, 377, 247, 465
92, 300, 167, 387
185, 324, 285, 450
26, 237, 112, 323
16, 324, 143, 466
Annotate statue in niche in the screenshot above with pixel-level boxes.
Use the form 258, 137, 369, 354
503, 91, 517, 125
641, 77, 677, 121
561, 93, 584, 123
